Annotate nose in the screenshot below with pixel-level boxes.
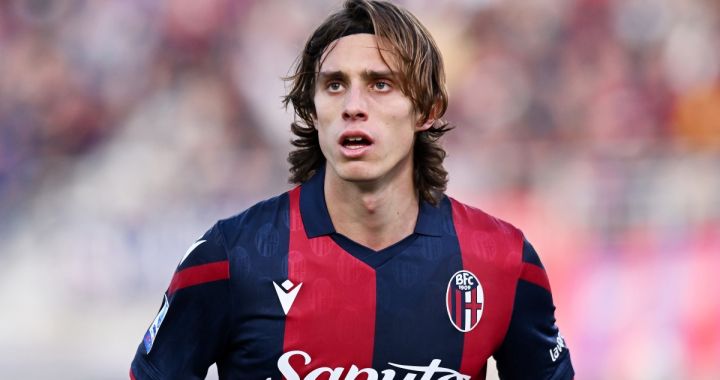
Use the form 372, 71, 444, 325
342, 86, 368, 121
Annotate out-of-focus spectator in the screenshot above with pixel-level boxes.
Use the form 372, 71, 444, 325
1, 0, 718, 379
672, 85, 720, 150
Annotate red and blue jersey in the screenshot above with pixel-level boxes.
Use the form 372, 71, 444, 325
131, 168, 574, 379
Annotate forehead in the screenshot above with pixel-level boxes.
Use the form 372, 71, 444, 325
318, 33, 397, 73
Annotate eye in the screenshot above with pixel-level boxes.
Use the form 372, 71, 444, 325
327, 82, 343, 93
373, 81, 391, 92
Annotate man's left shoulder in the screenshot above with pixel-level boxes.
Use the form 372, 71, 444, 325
445, 195, 526, 276
446, 196, 523, 239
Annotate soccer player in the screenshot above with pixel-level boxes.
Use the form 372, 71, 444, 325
130, 1, 574, 379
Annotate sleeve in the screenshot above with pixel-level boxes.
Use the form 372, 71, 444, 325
130, 225, 232, 380
493, 239, 574, 380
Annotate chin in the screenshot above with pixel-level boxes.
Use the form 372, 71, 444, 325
332, 162, 379, 183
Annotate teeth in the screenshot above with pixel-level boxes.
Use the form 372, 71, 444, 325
347, 137, 362, 142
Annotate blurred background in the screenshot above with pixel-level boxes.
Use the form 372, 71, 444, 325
1, 0, 718, 378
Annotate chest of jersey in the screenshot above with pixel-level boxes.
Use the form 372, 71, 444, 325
220, 189, 521, 380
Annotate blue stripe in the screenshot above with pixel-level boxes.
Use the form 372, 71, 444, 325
522, 238, 544, 268
494, 279, 573, 379
372, 198, 464, 370
212, 193, 291, 379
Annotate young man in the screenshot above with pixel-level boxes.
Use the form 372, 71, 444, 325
130, 1, 574, 379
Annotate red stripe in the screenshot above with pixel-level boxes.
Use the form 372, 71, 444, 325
455, 289, 463, 328
451, 198, 523, 376
284, 187, 376, 374
129, 368, 136, 380
167, 261, 229, 295
520, 262, 551, 293
446, 285, 452, 325
472, 288, 478, 327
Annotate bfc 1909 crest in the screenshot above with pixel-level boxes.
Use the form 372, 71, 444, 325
446, 270, 484, 332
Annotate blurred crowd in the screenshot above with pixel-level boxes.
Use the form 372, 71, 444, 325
0, 0, 718, 379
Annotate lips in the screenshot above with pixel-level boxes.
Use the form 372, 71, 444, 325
338, 130, 374, 158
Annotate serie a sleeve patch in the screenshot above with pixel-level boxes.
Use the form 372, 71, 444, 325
143, 294, 169, 354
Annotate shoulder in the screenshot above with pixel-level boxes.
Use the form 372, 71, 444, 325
207, 191, 291, 250
447, 196, 523, 241
446, 196, 525, 272
185, 190, 296, 269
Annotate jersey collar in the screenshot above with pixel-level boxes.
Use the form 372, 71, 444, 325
299, 165, 444, 238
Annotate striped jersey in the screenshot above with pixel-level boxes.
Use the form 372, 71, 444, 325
130, 168, 574, 379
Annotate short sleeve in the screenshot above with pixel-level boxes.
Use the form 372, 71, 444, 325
493, 239, 574, 380
130, 226, 231, 379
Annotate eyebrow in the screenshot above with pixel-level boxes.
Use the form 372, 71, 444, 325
317, 70, 397, 83
317, 71, 348, 83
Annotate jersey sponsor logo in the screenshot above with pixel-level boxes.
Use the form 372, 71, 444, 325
268, 350, 471, 380
179, 240, 206, 265
549, 334, 567, 362
273, 279, 303, 315
446, 270, 484, 332
143, 294, 169, 354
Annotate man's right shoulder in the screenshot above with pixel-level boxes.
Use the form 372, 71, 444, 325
205, 190, 293, 252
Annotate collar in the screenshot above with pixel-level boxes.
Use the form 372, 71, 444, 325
299, 165, 444, 238
299, 166, 335, 237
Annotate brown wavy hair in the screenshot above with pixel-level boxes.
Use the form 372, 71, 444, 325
282, 0, 452, 205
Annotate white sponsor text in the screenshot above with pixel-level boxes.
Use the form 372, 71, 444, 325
271, 350, 471, 380
549, 335, 567, 362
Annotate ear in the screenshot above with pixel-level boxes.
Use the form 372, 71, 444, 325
416, 103, 439, 132
416, 118, 434, 132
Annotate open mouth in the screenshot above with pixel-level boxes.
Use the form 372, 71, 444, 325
341, 136, 372, 150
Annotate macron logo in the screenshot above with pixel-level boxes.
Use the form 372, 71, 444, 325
273, 280, 303, 315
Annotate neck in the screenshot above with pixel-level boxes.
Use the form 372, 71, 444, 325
324, 167, 419, 251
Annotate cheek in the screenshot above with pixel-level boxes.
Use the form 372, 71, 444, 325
385, 101, 418, 137
313, 95, 334, 153
313, 94, 337, 124
383, 95, 415, 121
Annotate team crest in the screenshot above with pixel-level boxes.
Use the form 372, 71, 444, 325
446, 270, 484, 332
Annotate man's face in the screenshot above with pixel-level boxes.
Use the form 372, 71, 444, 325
313, 33, 430, 187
